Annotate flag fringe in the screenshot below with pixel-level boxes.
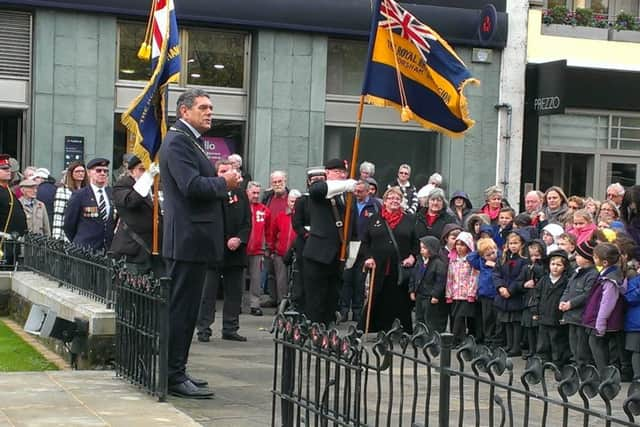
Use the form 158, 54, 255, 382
365, 76, 479, 138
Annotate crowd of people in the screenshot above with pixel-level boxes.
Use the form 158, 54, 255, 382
2, 88, 640, 397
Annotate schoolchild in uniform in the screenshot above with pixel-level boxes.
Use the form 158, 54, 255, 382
439, 223, 462, 263
582, 243, 626, 374
557, 232, 578, 272
493, 231, 528, 356
624, 273, 640, 382
536, 250, 571, 365
409, 236, 448, 333
558, 240, 598, 367
521, 240, 546, 359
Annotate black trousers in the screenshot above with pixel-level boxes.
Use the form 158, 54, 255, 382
196, 266, 243, 336
537, 324, 570, 365
303, 257, 340, 325
339, 260, 365, 318
415, 297, 448, 333
569, 324, 592, 366
167, 259, 207, 385
479, 297, 501, 346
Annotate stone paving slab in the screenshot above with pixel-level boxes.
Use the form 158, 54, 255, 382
0, 371, 199, 427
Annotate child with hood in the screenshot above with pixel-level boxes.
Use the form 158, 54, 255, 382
465, 213, 490, 241
439, 223, 462, 263
541, 222, 564, 254
409, 236, 448, 333
446, 231, 479, 345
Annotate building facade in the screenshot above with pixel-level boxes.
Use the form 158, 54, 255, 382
0, 0, 512, 207
523, 1, 640, 200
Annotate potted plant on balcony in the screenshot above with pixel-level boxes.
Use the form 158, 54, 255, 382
542, 6, 608, 40
610, 10, 640, 42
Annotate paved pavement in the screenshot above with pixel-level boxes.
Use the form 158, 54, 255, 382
1, 306, 637, 426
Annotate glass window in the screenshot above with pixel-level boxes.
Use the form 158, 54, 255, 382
615, 116, 640, 150
325, 126, 437, 190
326, 39, 369, 96
539, 114, 608, 149
589, 0, 609, 14
113, 114, 245, 173
186, 29, 245, 88
539, 152, 592, 196
118, 22, 152, 81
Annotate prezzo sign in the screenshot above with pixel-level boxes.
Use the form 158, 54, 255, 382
533, 96, 561, 112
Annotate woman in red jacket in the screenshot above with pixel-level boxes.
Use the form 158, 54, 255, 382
271, 189, 302, 305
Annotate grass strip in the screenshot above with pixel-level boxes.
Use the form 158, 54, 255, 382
0, 319, 58, 372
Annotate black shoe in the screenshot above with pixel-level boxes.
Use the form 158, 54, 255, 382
222, 332, 248, 342
250, 308, 263, 316
507, 350, 522, 357
186, 374, 208, 388
197, 334, 210, 343
260, 299, 277, 308
168, 380, 214, 399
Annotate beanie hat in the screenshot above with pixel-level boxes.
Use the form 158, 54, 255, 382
542, 223, 564, 241
575, 240, 595, 263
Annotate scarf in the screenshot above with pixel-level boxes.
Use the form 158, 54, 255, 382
481, 204, 501, 221
425, 211, 439, 226
381, 207, 403, 230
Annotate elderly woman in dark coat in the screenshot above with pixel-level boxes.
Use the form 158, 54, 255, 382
361, 187, 417, 334
416, 188, 456, 241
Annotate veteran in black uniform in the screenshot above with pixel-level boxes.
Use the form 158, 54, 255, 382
63, 158, 114, 252
196, 159, 251, 343
110, 155, 162, 275
160, 88, 239, 399
302, 159, 357, 325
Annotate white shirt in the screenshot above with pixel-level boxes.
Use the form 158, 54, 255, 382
179, 118, 201, 139
90, 183, 110, 217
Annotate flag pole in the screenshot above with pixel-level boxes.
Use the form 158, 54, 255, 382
339, 95, 366, 262
152, 174, 160, 255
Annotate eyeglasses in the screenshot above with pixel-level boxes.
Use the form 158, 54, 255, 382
398, 171, 409, 175
606, 193, 619, 198
94, 168, 109, 174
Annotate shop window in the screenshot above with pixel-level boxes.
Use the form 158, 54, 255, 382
613, 116, 640, 150
326, 39, 368, 96
539, 114, 608, 149
118, 22, 247, 89
113, 114, 245, 177
186, 29, 245, 88
118, 22, 152, 81
539, 152, 592, 197
325, 126, 437, 190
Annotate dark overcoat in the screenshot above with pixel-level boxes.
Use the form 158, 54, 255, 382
63, 186, 114, 251
159, 120, 228, 263
110, 174, 159, 264
221, 189, 251, 268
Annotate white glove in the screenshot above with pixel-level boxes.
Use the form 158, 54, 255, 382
325, 179, 358, 199
133, 172, 154, 197
148, 162, 160, 178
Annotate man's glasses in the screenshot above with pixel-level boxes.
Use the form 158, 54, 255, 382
94, 168, 109, 174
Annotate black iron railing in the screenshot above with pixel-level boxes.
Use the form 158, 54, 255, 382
272, 315, 640, 427
113, 266, 170, 401
21, 234, 115, 307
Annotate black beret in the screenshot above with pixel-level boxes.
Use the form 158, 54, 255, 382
127, 155, 142, 170
87, 158, 110, 169
324, 158, 348, 170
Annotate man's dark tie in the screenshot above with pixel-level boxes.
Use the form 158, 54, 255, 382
197, 136, 205, 149
98, 188, 108, 222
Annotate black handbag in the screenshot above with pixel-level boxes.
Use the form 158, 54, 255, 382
382, 219, 412, 286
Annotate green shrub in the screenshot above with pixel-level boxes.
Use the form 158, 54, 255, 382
574, 8, 594, 26
614, 10, 639, 31
549, 5, 571, 24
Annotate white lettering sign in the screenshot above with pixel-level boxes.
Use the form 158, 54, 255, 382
533, 96, 561, 112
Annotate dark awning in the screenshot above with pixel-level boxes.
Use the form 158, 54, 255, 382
0, 0, 508, 48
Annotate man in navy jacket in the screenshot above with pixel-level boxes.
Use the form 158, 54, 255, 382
63, 158, 114, 252
160, 88, 239, 399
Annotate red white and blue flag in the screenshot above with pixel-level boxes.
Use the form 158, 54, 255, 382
121, 0, 180, 164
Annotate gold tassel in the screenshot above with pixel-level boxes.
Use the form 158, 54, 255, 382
137, 42, 151, 61
401, 106, 411, 122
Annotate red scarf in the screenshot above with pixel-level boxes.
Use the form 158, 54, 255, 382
481, 204, 501, 221
381, 207, 403, 229
426, 211, 438, 226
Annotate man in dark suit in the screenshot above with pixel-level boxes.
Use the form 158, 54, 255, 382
160, 88, 239, 399
63, 158, 114, 252
302, 159, 356, 325
196, 159, 251, 343
110, 155, 162, 275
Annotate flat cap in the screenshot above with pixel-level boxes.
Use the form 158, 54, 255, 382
87, 157, 110, 169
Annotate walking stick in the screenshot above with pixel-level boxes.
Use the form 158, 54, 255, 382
364, 266, 376, 336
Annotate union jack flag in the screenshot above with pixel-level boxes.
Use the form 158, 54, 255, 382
379, 0, 437, 61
